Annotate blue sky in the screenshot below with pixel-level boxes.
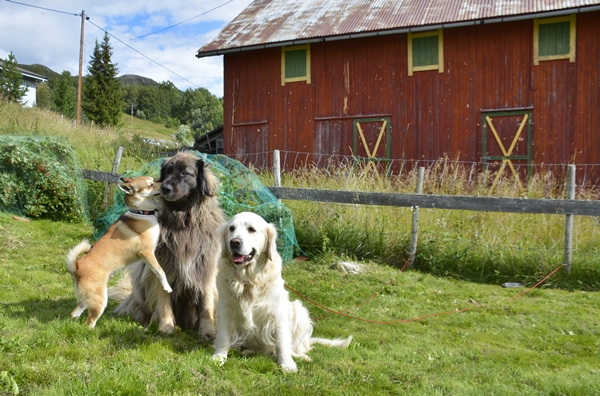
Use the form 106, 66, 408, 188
0, 0, 253, 97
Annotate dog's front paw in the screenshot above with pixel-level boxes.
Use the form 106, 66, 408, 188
163, 284, 173, 293
279, 359, 298, 373
158, 319, 175, 334
211, 352, 227, 366
200, 331, 215, 343
199, 323, 216, 342
296, 354, 312, 362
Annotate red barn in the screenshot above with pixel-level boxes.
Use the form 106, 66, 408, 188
197, 0, 600, 181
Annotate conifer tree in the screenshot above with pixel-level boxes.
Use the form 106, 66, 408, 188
82, 32, 123, 127
52, 71, 77, 119
0, 52, 28, 104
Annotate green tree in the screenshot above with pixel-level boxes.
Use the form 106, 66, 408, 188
52, 71, 77, 118
176, 88, 223, 138
175, 124, 194, 146
82, 32, 123, 127
36, 82, 52, 109
0, 52, 28, 104
122, 84, 140, 116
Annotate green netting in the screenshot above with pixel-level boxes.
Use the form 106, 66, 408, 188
94, 151, 301, 263
0, 135, 88, 222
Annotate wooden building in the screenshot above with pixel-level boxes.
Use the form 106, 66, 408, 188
0, 60, 47, 108
197, 0, 600, 181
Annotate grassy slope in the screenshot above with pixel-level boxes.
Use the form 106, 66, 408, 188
1, 212, 599, 395
123, 114, 177, 141
1, 103, 599, 394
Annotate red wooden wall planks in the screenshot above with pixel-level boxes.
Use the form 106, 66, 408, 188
222, 11, 600, 180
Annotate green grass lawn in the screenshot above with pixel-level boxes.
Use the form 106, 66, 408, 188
1, 211, 599, 395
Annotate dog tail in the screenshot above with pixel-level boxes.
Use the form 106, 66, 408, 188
107, 272, 132, 302
310, 335, 353, 348
65, 239, 92, 274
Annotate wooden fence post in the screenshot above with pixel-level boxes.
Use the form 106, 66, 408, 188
103, 146, 124, 206
564, 164, 575, 273
408, 167, 424, 268
273, 150, 281, 188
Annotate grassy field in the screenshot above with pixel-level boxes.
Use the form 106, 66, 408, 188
1, 103, 600, 394
0, 102, 176, 172
1, 211, 599, 395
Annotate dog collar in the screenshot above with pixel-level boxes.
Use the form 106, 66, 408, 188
128, 209, 157, 216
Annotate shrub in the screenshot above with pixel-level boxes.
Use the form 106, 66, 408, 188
0, 136, 88, 222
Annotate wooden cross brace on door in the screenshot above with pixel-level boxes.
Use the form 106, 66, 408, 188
486, 114, 529, 190
356, 119, 388, 173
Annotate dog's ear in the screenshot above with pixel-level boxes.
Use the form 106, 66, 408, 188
117, 181, 135, 195
156, 158, 169, 182
196, 158, 207, 192
265, 223, 279, 262
217, 221, 230, 258
196, 159, 219, 197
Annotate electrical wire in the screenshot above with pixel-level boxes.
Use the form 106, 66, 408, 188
86, 18, 201, 88
129, 0, 233, 41
5, 0, 79, 16
5, 0, 229, 89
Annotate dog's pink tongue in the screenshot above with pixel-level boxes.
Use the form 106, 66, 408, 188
232, 254, 245, 263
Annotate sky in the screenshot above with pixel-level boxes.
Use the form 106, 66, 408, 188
0, 0, 254, 97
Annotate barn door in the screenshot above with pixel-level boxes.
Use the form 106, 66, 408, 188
231, 123, 269, 168
481, 109, 532, 189
352, 117, 391, 174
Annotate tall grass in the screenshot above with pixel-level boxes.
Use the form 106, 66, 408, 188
0, 102, 173, 217
261, 159, 600, 290
0, 102, 172, 172
2, 102, 600, 290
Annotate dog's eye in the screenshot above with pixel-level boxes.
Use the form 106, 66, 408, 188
229, 226, 235, 232
248, 227, 256, 233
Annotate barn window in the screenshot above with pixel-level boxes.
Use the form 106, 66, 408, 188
534, 15, 576, 65
408, 29, 444, 76
281, 44, 311, 85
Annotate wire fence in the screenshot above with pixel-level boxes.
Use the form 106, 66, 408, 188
224, 150, 600, 199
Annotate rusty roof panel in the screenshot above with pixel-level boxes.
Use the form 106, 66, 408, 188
197, 0, 600, 56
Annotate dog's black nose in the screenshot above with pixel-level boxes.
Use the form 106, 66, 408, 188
161, 184, 172, 195
230, 238, 241, 249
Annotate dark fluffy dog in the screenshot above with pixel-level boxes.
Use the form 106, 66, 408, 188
111, 151, 224, 340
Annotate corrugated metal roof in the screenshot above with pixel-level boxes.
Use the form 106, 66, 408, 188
197, 0, 600, 57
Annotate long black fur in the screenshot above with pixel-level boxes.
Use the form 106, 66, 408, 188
111, 151, 224, 337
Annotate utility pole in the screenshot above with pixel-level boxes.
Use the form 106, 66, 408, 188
77, 10, 85, 126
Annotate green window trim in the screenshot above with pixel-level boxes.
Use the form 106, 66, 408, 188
281, 44, 311, 85
534, 15, 576, 65
408, 29, 444, 76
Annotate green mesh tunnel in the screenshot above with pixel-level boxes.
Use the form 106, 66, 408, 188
94, 151, 301, 263
0, 135, 88, 222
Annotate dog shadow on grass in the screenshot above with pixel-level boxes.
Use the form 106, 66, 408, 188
0, 297, 214, 354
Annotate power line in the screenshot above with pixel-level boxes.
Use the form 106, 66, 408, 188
5, 0, 228, 89
85, 18, 201, 89
130, 0, 233, 41
5, 0, 79, 16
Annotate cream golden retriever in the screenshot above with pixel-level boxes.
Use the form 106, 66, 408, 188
211, 212, 352, 373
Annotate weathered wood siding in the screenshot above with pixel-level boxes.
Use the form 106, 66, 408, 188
222, 11, 600, 178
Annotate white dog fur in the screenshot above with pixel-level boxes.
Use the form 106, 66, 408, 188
211, 211, 352, 373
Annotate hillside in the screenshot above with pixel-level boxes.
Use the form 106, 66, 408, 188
19, 64, 59, 79
117, 74, 159, 87
19, 64, 160, 87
